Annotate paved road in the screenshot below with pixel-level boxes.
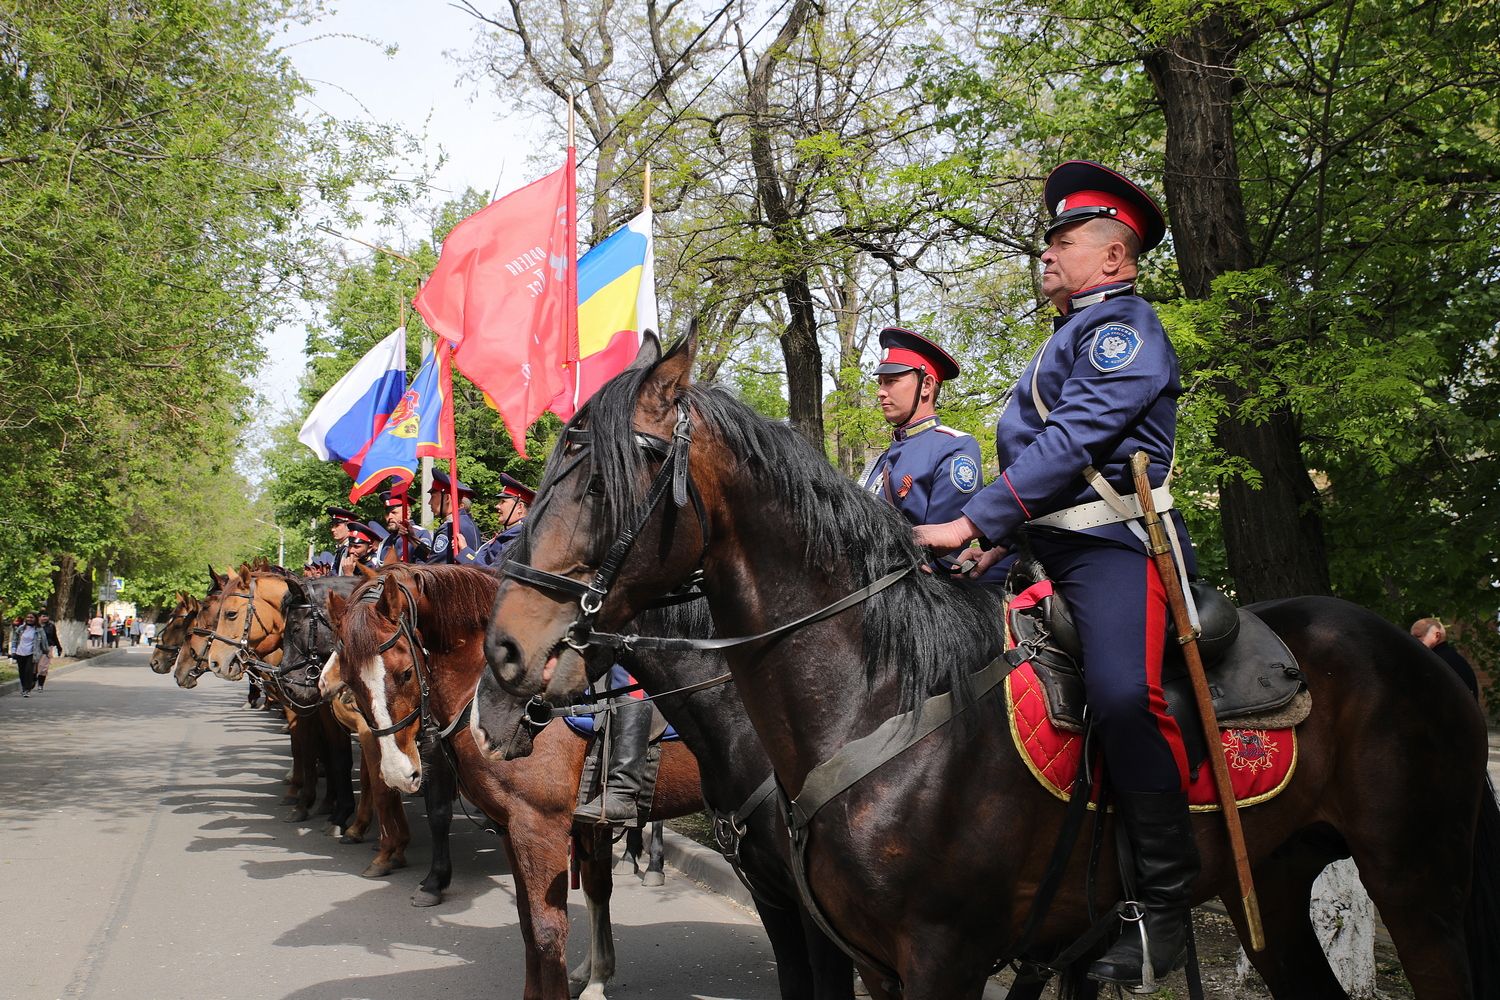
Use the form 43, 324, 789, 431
0, 648, 779, 1000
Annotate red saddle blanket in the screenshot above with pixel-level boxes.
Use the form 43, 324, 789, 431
1005, 661, 1297, 811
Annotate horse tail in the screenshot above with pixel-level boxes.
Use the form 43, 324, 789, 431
1466, 777, 1500, 999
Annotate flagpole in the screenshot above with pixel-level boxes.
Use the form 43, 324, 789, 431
566, 97, 580, 411
643, 162, 651, 211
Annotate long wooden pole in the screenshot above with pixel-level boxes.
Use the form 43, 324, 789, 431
1129, 451, 1265, 952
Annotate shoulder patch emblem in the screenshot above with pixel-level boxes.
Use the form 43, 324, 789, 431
950, 455, 980, 494
1088, 323, 1143, 373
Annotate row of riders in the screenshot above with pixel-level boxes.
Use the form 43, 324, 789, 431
152, 163, 1497, 1000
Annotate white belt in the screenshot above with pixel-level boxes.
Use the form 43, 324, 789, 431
1028, 484, 1174, 532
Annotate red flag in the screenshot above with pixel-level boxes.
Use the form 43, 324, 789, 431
413, 153, 577, 456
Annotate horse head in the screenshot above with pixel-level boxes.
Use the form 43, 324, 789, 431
197, 565, 288, 682
327, 568, 428, 794
476, 330, 715, 748
150, 592, 196, 674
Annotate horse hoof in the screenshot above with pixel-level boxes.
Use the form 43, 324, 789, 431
410, 888, 443, 907
339, 833, 362, 845
641, 870, 665, 888
578, 983, 608, 1000
361, 862, 393, 878
326, 824, 342, 838
285, 807, 309, 823
613, 859, 639, 876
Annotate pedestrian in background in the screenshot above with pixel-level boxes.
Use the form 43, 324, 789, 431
8, 611, 40, 696
1411, 617, 1480, 700
34, 613, 62, 691
88, 613, 104, 647
129, 618, 142, 646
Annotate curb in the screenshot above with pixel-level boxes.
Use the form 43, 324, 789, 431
660, 828, 756, 912
0, 659, 91, 698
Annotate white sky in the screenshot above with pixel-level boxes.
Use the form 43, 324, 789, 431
253, 1, 543, 421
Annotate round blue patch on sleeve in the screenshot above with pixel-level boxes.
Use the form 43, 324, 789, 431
1088, 323, 1143, 372
950, 454, 980, 493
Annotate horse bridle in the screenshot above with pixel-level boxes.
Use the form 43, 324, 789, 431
502, 400, 913, 661
501, 402, 710, 656
275, 598, 340, 711
154, 606, 195, 664
351, 577, 461, 740
189, 575, 282, 682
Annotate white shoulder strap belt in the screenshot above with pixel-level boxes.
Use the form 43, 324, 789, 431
1026, 339, 1201, 631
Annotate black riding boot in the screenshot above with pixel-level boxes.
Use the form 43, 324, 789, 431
1088, 790, 1199, 991
574, 698, 654, 826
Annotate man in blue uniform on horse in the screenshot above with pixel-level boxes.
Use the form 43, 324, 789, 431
861, 327, 990, 575
414, 470, 480, 564
915, 161, 1198, 988
460, 473, 533, 567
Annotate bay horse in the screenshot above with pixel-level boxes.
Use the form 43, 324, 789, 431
323, 562, 705, 1000
150, 591, 200, 675
475, 332, 1500, 1000
281, 572, 460, 903
188, 564, 357, 830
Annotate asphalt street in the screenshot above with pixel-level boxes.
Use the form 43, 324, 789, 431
0, 648, 780, 1000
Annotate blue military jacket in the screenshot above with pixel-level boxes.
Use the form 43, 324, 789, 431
862, 413, 991, 574
462, 521, 523, 568
421, 508, 480, 564
962, 283, 1193, 561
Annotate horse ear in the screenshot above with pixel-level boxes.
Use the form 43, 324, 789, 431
640, 321, 698, 415
209, 565, 226, 589
356, 562, 379, 581
631, 331, 662, 369
238, 564, 253, 585
326, 591, 348, 629
283, 575, 307, 603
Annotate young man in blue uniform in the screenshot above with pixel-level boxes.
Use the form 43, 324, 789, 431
861, 327, 987, 573
460, 473, 532, 568
373, 489, 409, 566
417, 471, 480, 564
914, 161, 1198, 989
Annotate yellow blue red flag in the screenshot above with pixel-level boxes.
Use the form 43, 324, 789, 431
550, 208, 657, 420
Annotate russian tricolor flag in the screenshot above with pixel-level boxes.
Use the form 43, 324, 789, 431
550, 209, 658, 420
297, 327, 408, 475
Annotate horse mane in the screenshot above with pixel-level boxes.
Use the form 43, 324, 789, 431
533, 359, 1006, 713
341, 565, 498, 663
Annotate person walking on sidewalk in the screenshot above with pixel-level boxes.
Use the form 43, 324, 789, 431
34, 613, 62, 691
8, 611, 40, 696
88, 614, 104, 648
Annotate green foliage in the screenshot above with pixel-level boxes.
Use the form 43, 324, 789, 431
0, 0, 415, 615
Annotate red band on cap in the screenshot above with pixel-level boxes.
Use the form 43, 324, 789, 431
1059, 189, 1144, 241
881, 347, 942, 381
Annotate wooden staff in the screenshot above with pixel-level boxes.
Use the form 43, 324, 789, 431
1129, 450, 1265, 952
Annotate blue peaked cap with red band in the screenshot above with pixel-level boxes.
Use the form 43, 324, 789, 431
1043, 161, 1166, 253
873, 327, 961, 382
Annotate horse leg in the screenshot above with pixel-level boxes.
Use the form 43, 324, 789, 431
614, 825, 641, 877
412, 743, 456, 908
324, 711, 356, 836
506, 812, 573, 1000
286, 715, 317, 822
343, 745, 374, 842
1224, 827, 1350, 1000
640, 820, 665, 888
570, 825, 618, 1000
363, 734, 409, 878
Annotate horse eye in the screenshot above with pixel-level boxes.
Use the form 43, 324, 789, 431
586, 475, 605, 497
397, 667, 414, 685
226, 610, 238, 620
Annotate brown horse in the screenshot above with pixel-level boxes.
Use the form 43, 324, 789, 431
149, 591, 199, 675
475, 333, 1500, 1000
324, 562, 704, 1000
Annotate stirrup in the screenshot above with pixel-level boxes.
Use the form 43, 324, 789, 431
1122, 901, 1157, 995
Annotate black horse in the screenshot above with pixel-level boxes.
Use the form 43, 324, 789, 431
475, 332, 1500, 1000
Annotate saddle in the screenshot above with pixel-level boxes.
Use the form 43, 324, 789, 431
1005, 556, 1309, 777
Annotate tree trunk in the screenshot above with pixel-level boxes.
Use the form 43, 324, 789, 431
1145, 20, 1332, 601
745, 0, 825, 448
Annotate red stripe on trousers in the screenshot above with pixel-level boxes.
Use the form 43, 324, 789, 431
1144, 558, 1190, 790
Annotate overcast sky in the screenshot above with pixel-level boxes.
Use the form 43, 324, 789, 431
253, 1, 542, 421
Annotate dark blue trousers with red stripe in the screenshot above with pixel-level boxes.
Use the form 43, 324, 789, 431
1030, 532, 1189, 795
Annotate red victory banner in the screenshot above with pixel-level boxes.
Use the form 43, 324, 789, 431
412, 151, 577, 456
